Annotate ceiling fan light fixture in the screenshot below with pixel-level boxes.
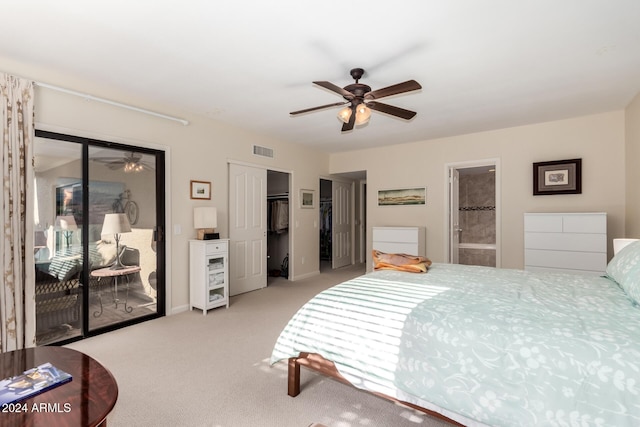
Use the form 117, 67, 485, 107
337, 106, 352, 123
124, 161, 143, 173
355, 104, 371, 125
293, 68, 421, 132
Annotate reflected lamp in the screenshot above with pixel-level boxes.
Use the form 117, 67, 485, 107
55, 215, 78, 248
101, 213, 132, 269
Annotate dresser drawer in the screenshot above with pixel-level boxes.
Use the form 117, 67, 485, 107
524, 232, 606, 252
206, 241, 228, 254
524, 215, 564, 232
562, 214, 606, 234
373, 227, 420, 243
524, 249, 607, 273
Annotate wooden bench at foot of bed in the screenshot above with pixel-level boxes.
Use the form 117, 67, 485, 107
287, 352, 464, 427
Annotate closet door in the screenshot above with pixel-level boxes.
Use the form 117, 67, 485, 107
229, 163, 267, 295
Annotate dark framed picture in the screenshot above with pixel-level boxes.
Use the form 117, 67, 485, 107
533, 158, 582, 195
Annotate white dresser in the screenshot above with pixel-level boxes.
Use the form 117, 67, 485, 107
189, 239, 230, 314
524, 213, 607, 275
372, 226, 426, 256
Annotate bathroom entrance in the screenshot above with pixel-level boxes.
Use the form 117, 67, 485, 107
447, 159, 501, 267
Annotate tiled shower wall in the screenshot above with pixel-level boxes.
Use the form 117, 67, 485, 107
459, 171, 496, 267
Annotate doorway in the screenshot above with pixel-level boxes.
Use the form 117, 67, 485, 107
267, 170, 290, 284
33, 130, 166, 345
447, 160, 500, 267
319, 179, 332, 271
319, 175, 362, 271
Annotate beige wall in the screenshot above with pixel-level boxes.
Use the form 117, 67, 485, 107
8, 54, 639, 313
330, 111, 626, 270
625, 93, 640, 237
3, 60, 330, 313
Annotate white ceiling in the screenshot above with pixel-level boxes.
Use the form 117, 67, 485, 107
3, 1, 640, 153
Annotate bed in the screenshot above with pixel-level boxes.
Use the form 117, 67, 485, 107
271, 242, 640, 427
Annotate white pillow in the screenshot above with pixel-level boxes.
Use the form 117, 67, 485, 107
606, 241, 640, 303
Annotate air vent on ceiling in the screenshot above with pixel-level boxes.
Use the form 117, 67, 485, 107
253, 145, 274, 158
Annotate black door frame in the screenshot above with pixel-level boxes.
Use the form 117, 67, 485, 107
35, 129, 166, 343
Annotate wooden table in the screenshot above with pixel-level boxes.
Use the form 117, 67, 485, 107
0, 346, 118, 427
90, 265, 141, 316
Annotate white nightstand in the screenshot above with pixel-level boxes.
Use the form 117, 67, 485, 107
189, 239, 229, 314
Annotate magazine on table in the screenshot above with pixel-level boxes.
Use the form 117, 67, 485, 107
0, 362, 72, 405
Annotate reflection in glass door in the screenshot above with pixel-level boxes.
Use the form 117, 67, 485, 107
33, 131, 165, 345
88, 146, 159, 332
34, 139, 84, 345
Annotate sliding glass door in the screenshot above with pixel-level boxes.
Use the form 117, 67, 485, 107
34, 138, 84, 344
33, 131, 165, 345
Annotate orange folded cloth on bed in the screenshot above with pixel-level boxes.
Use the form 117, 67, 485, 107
372, 250, 432, 273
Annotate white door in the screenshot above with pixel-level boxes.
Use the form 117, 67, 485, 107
332, 180, 352, 269
449, 168, 461, 264
229, 163, 267, 295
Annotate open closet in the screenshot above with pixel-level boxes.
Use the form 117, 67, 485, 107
319, 179, 332, 270
267, 170, 290, 280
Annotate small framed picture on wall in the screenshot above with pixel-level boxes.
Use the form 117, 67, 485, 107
533, 158, 582, 195
190, 180, 212, 200
300, 189, 315, 208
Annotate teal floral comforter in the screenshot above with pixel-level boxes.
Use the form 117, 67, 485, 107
271, 264, 640, 426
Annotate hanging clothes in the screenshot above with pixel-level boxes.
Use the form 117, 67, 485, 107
269, 199, 289, 233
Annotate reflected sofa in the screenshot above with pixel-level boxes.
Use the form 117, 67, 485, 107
35, 227, 156, 334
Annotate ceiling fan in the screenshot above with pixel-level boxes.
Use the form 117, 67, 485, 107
290, 68, 422, 132
91, 152, 154, 172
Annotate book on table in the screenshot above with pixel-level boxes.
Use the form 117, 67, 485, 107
0, 362, 72, 405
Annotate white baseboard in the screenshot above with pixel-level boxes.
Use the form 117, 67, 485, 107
171, 304, 190, 315
291, 270, 320, 281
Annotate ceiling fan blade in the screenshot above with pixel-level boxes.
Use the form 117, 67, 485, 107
290, 101, 348, 115
341, 105, 357, 132
313, 81, 355, 99
367, 101, 417, 120
91, 157, 126, 163
365, 80, 422, 100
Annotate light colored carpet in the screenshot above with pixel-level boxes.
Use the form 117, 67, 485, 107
67, 264, 451, 427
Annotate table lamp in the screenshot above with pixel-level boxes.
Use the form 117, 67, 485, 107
194, 207, 218, 240
55, 215, 78, 248
102, 213, 132, 269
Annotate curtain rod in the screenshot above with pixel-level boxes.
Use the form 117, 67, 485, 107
34, 81, 189, 126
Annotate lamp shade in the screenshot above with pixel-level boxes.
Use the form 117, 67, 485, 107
55, 215, 78, 231
101, 213, 132, 235
337, 106, 352, 123
355, 104, 371, 125
613, 238, 639, 255
194, 207, 217, 229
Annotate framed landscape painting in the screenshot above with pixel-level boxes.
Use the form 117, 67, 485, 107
377, 187, 426, 206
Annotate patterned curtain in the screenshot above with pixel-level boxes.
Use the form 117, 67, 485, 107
0, 74, 36, 351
